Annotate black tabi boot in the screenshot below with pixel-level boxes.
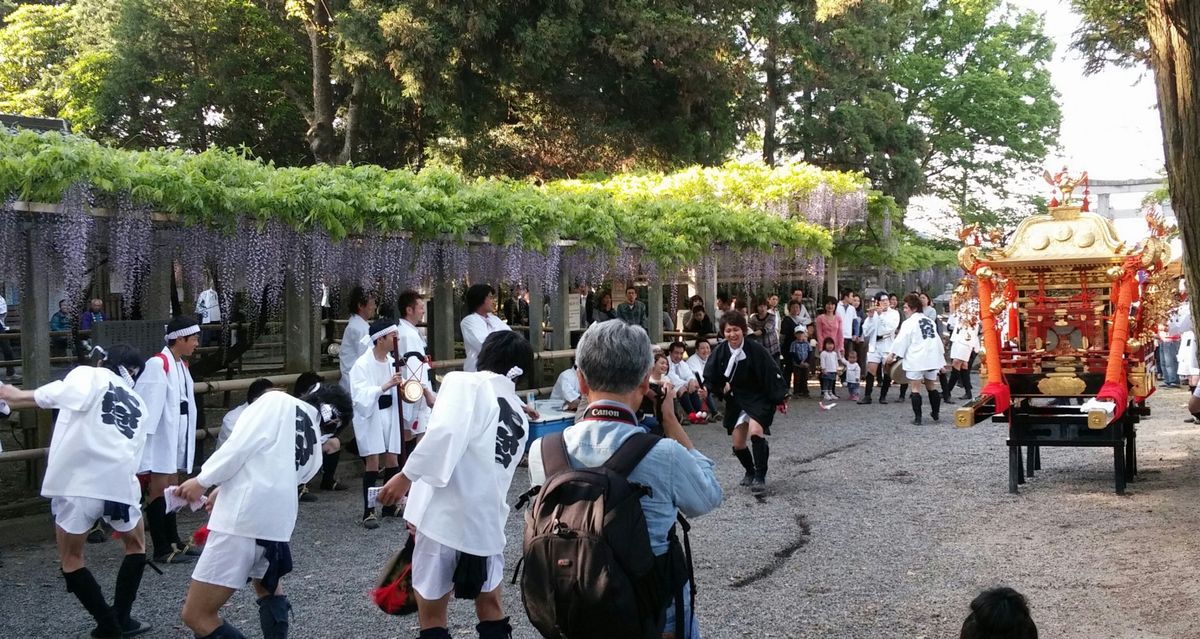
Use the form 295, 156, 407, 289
362, 470, 380, 528
879, 375, 891, 404
750, 436, 770, 493
858, 373, 875, 404
164, 511, 200, 556
733, 447, 755, 486
938, 372, 955, 405
112, 554, 151, 636
944, 369, 959, 395
63, 567, 121, 638
477, 617, 514, 639
319, 450, 343, 490
380, 467, 401, 517
910, 393, 923, 425
898, 383, 908, 400
929, 390, 942, 422
257, 594, 291, 639
146, 498, 192, 564
196, 621, 248, 639
418, 628, 452, 639
961, 371, 974, 400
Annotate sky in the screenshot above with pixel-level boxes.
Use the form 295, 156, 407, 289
907, 0, 1168, 245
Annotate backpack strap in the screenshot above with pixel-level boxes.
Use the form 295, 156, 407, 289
540, 432, 572, 478
153, 352, 169, 374
602, 432, 661, 478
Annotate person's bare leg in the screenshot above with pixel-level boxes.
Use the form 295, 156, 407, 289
416, 591, 452, 630
181, 581, 237, 636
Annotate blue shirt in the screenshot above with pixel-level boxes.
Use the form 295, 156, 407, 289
528, 400, 723, 555
790, 339, 812, 365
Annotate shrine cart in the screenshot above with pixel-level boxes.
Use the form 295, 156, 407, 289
953, 172, 1177, 494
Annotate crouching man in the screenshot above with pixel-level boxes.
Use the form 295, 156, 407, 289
176, 383, 351, 639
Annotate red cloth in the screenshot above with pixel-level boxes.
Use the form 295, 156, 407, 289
192, 524, 210, 546
1096, 381, 1128, 421
983, 381, 1010, 414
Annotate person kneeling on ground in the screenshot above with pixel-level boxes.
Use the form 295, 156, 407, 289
377, 330, 538, 639
528, 319, 723, 638
960, 586, 1038, 639
177, 383, 351, 639
0, 344, 153, 638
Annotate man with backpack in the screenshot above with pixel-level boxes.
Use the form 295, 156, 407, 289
525, 319, 723, 639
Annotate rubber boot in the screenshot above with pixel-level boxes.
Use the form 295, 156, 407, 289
750, 436, 769, 493
733, 447, 755, 486
63, 567, 121, 638
418, 628, 452, 639
929, 389, 942, 422
858, 373, 874, 404
112, 554, 150, 636
477, 617, 513, 639
879, 375, 891, 404
197, 622, 249, 639
257, 594, 291, 639
380, 467, 400, 517
910, 393, 923, 425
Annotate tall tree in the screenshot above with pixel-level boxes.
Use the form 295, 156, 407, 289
1073, 0, 1200, 324
0, 4, 73, 116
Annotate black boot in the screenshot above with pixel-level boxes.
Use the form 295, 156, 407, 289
733, 447, 755, 486
858, 373, 874, 404
750, 436, 769, 493
419, 628, 452, 639
112, 553, 150, 636
257, 594, 291, 639
929, 389, 942, 422
910, 393, 923, 425
380, 467, 400, 517
879, 375, 891, 404
938, 372, 955, 405
361, 470, 380, 528
63, 567, 121, 638
960, 371, 973, 400
899, 383, 908, 400
146, 498, 192, 564
163, 510, 199, 556
319, 449, 344, 490
197, 622, 249, 639
477, 617, 513, 639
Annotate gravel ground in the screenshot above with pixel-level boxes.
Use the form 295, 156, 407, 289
3, 376, 1200, 638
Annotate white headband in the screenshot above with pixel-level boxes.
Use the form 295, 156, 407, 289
506, 366, 523, 380
165, 324, 201, 340
362, 324, 399, 347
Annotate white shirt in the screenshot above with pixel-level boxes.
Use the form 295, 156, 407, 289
795, 305, 812, 328
136, 347, 197, 473
0, 294, 7, 331
396, 317, 434, 435
338, 315, 370, 392
836, 302, 858, 339
687, 354, 709, 383
403, 371, 529, 556
862, 308, 901, 353
889, 313, 947, 371
349, 349, 402, 450
39, 367, 148, 507
550, 368, 582, 404
460, 312, 511, 373
197, 391, 322, 541
217, 402, 248, 449
819, 350, 845, 374
195, 288, 221, 324
666, 358, 695, 392
845, 362, 861, 384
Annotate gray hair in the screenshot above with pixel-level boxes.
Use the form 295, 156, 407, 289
576, 320, 653, 394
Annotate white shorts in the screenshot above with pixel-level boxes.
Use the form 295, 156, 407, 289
950, 342, 974, 362
906, 369, 940, 381
1178, 333, 1199, 377
411, 532, 504, 600
866, 350, 888, 364
51, 497, 140, 535
192, 531, 268, 590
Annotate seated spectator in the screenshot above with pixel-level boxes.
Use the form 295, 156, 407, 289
527, 320, 723, 639
666, 341, 707, 423
550, 363, 583, 411
49, 299, 72, 356
678, 295, 705, 328
81, 298, 106, 331
687, 338, 720, 420
216, 378, 274, 449
960, 587, 1038, 639
640, 353, 671, 434
683, 305, 715, 337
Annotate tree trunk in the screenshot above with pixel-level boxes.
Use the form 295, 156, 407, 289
762, 21, 779, 167
337, 74, 365, 165
1145, 0, 1200, 321
305, 0, 338, 164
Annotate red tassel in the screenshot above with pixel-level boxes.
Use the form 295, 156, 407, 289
1049, 196, 1059, 207
192, 524, 210, 546
1081, 198, 1090, 212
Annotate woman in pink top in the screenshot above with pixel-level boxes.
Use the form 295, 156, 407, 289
814, 297, 844, 355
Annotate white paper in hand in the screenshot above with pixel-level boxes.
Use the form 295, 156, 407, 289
163, 486, 207, 513
366, 486, 382, 508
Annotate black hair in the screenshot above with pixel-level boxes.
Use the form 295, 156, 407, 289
719, 309, 748, 334
370, 317, 397, 342
873, 291, 889, 303
247, 378, 274, 404
904, 292, 924, 313
397, 290, 424, 319
476, 330, 534, 383
378, 301, 396, 320
823, 296, 838, 309
840, 288, 856, 300
464, 283, 495, 314
960, 587, 1037, 639
94, 343, 145, 380
625, 285, 637, 293
300, 383, 353, 435
787, 299, 801, 309
668, 341, 687, 353
347, 286, 375, 315
165, 315, 200, 346
693, 337, 711, 352
292, 371, 323, 397
822, 336, 836, 347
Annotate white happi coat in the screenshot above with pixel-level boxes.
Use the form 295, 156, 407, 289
862, 308, 901, 355
402, 371, 530, 557
460, 312, 511, 373
137, 347, 197, 473
40, 366, 148, 507
396, 318, 434, 436
889, 313, 946, 372
350, 349, 403, 456
339, 315, 370, 393
196, 391, 322, 542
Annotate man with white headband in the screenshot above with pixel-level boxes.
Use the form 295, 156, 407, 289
349, 317, 406, 529
177, 383, 351, 639
0, 344, 153, 637
137, 315, 202, 564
